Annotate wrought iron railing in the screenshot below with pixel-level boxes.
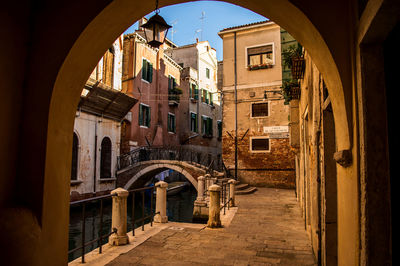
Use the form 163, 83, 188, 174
69, 193, 117, 263
69, 186, 157, 263
117, 146, 223, 174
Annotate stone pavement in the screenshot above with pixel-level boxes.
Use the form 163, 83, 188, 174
105, 188, 316, 265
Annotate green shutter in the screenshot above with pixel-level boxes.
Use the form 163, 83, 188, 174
194, 85, 199, 100
142, 59, 147, 80
139, 104, 143, 126
148, 63, 153, 83
147, 106, 151, 127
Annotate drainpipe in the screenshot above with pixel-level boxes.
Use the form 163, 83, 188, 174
234, 31, 238, 180
93, 116, 98, 194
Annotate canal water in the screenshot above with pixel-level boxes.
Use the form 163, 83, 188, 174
68, 185, 198, 262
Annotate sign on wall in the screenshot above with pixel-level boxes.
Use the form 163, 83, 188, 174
263, 126, 289, 134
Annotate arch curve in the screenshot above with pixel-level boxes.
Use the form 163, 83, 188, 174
123, 163, 198, 191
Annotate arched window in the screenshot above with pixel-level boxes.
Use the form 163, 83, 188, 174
100, 137, 112, 178
71, 133, 79, 180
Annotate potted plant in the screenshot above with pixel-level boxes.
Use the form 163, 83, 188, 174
282, 44, 305, 79
281, 80, 300, 105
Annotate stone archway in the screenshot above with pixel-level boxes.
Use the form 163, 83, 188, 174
3, 0, 362, 265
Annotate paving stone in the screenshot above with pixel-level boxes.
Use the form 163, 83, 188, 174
106, 188, 317, 266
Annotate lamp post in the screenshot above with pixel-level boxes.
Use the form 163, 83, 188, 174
141, 1, 172, 49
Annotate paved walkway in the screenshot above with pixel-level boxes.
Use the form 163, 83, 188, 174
106, 188, 316, 265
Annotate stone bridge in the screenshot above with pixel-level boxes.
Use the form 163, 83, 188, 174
116, 160, 225, 191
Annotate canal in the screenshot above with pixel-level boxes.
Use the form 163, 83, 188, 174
68, 183, 198, 262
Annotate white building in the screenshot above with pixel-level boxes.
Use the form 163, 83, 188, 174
70, 35, 137, 201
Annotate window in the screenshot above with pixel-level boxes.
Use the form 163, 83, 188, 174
217, 120, 222, 139
100, 137, 112, 178
202, 116, 213, 137
247, 44, 273, 68
251, 102, 269, 117
139, 104, 151, 127
206, 68, 210, 79
71, 133, 79, 180
168, 75, 180, 102
201, 89, 209, 104
190, 112, 198, 132
209, 91, 213, 106
168, 113, 176, 133
250, 137, 270, 152
191, 84, 199, 100
141, 58, 153, 82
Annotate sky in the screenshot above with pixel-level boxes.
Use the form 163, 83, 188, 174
124, 1, 267, 61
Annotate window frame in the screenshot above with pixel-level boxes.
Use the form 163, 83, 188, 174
141, 57, 153, 83
139, 103, 151, 128
167, 112, 176, 133
250, 101, 270, 118
250, 136, 271, 153
190, 112, 198, 133
245, 42, 275, 68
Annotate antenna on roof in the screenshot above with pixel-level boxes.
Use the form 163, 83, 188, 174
199, 11, 206, 41
170, 19, 178, 42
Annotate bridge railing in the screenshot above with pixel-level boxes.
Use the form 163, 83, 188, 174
117, 146, 223, 174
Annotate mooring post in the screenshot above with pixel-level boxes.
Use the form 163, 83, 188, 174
109, 188, 129, 246
207, 184, 222, 228
197, 176, 205, 201
228, 179, 236, 207
154, 181, 168, 223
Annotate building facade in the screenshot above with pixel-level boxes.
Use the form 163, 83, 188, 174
165, 41, 222, 162
70, 35, 137, 201
288, 50, 338, 265
218, 21, 296, 187
122, 27, 183, 152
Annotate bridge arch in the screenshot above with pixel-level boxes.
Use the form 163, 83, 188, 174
123, 163, 198, 191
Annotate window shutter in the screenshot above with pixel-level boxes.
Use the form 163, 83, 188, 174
142, 59, 147, 80
139, 104, 143, 125
149, 63, 153, 83
147, 106, 151, 126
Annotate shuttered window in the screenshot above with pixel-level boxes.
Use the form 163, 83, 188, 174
202, 116, 213, 137
168, 113, 176, 133
103, 47, 115, 87
142, 58, 153, 82
139, 104, 151, 127
251, 138, 270, 152
190, 112, 198, 132
251, 102, 269, 117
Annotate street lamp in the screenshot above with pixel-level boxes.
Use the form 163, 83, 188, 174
141, 1, 172, 48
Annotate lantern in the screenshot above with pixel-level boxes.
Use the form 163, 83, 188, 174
141, 13, 172, 48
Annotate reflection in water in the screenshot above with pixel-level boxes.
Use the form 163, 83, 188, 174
68, 185, 197, 262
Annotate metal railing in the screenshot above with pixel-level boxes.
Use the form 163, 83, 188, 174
117, 146, 223, 174
128, 186, 156, 236
69, 193, 118, 264
69, 186, 157, 263
219, 180, 233, 215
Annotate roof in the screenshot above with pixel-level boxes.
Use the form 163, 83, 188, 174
218, 20, 274, 34
79, 78, 138, 121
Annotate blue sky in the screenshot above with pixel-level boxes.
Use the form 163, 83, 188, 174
124, 1, 267, 61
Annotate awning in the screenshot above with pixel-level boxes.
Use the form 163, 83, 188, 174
78, 78, 138, 121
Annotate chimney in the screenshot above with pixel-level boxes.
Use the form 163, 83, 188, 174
138, 17, 148, 30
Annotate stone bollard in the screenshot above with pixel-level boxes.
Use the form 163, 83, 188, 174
197, 176, 205, 201
154, 181, 168, 223
204, 174, 211, 190
228, 179, 236, 207
109, 188, 129, 246
207, 184, 222, 228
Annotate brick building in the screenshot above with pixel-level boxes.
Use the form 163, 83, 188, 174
121, 23, 183, 152
218, 21, 296, 188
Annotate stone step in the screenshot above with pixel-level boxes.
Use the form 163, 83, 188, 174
235, 183, 250, 190
236, 187, 257, 195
